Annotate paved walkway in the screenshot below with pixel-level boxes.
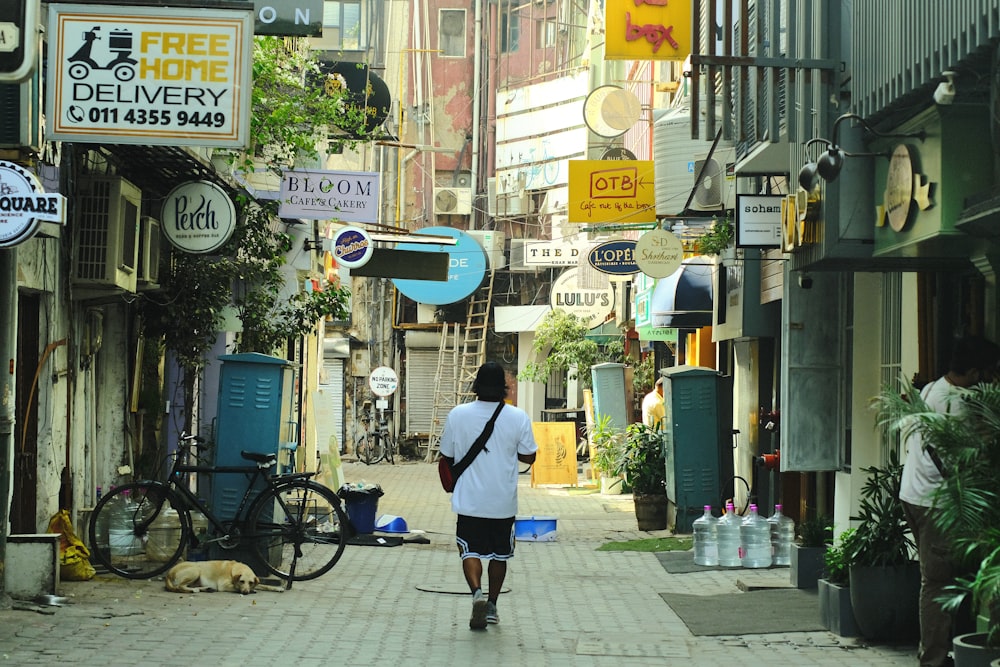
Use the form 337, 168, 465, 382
0, 460, 917, 666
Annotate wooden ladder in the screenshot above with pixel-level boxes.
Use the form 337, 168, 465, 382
425, 270, 496, 462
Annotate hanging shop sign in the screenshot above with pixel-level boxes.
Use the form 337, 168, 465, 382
605, 0, 691, 61
0, 160, 66, 248
567, 159, 656, 224
392, 227, 486, 305
634, 228, 683, 278
588, 238, 639, 275
736, 194, 782, 248
550, 267, 614, 329
46, 4, 253, 147
331, 225, 373, 268
250, 0, 323, 37
161, 180, 237, 253
279, 169, 380, 224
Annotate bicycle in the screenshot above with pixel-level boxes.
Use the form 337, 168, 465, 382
355, 401, 397, 465
88, 432, 349, 584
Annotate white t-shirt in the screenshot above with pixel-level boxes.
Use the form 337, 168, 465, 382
439, 400, 538, 519
898, 377, 965, 508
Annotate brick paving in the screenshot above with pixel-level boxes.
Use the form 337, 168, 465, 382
0, 460, 917, 666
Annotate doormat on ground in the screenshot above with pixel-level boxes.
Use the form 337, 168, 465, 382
655, 550, 727, 573
659, 588, 822, 636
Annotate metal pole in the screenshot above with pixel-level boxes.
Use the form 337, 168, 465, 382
0, 247, 18, 606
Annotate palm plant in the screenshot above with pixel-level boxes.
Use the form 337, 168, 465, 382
875, 379, 1000, 646
608, 422, 666, 495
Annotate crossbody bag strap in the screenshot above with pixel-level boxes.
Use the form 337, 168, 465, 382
451, 401, 505, 480
919, 380, 948, 477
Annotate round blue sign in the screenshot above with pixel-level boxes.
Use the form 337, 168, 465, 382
333, 226, 373, 268
392, 227, 486, 305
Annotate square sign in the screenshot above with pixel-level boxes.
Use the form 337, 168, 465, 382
46, 4, 253, 147
736, 194, 783, 248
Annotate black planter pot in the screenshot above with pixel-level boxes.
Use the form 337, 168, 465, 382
818, 578, 859, 637
953, 632, 1000, 667
848, 561, 920, 642
633, 492, 668, 531
790, 544, 826, 589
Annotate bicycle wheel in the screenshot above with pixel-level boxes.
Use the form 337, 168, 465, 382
356, 432, 383, 464
381, 434, 396, 465
246, 479, 348, 581
89, 482, 191, 579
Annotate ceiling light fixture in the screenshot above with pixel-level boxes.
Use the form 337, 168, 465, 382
797, 113, 927, 191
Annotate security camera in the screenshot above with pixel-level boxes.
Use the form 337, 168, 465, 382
934, 71, 956, 105
798, 273, 813, 290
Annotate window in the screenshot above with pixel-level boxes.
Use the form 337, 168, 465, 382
323, 1, 363, 51
500, 5, 520, 53
537, 18, 556, 48
439, 9, 466, 58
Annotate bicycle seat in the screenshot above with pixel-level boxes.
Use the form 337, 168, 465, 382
241, 451, 277, 465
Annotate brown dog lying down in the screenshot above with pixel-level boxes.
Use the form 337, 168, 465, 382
164, 560, 261, 594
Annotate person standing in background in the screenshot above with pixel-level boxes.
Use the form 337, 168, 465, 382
439, 362, 538, 630
641, 376, 665, 429
899, 335, 1000, 667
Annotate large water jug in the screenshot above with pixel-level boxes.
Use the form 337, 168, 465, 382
109, 489, 142, 558
767, 503, 795, 566
739, 504, 772, 568
716, 502, 742, 567
692, 505, 718, 566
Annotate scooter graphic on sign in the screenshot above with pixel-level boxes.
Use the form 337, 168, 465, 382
68, 26, 138, 82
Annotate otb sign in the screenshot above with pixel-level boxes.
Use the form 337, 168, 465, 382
47, 4, 253, 146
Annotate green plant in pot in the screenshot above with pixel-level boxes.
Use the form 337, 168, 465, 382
842, 451, 919, 642
589, 414, 625, 494
790, 515, 830, 589
606, 422, 668, 530
818, 528, 859, 636
877, 379, 1000, 653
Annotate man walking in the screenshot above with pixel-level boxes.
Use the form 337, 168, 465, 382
899, 335, 1000, 667
439, 361, 538, 630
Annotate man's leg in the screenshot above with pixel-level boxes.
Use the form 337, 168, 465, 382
487, 559, 507, 603
461, 554, 483, 593
904, 501, 957, 667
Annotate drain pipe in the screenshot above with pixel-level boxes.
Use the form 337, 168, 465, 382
0, 247, 18, 603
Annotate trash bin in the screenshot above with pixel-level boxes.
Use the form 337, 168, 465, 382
337, 484, 384, 534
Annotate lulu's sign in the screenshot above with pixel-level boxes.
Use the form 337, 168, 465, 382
47, 4, 253, 146
0, 160, 66, 247
605, 0, 691, 61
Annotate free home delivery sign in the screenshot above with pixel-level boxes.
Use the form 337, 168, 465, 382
46, 4, 253, 147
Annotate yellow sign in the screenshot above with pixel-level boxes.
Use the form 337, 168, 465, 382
568, 160, 656, 224
530, 422, 578, 487
605, 0, 692, 61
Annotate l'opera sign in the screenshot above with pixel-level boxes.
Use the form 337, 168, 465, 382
587, 238, 639, 275
0, 161, 66, 248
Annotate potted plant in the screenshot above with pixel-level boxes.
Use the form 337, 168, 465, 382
606, 422, 668, 530
818, 528, 859, 636
843, 451, 919, 642
877, 380, 1000, 662
589, 414, 624, 495
790, 514, 830, 589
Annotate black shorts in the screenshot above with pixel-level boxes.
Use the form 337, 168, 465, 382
456, 514, 516, 560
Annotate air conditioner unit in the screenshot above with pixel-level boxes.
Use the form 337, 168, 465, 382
137, 216, 162, 288
508, 239, 539, 273
690, 148, 736, 212
0, 69, 43, 152
72, 175, 142, 293
467, 230, 507, 270
434, 187, 472, 215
